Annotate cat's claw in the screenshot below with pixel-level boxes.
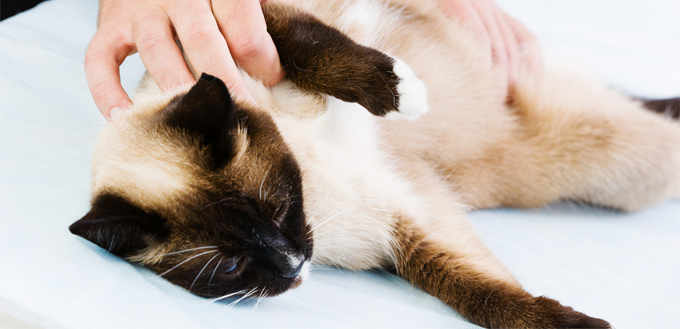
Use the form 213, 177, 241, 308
385, 58, 429, 120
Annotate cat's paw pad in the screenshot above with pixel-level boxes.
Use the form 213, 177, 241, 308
385, 58, 429, 120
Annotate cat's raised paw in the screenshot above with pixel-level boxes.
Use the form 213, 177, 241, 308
385, 58, 429, 120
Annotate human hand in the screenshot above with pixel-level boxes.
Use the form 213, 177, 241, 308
437, 0, 542, 98
85, 0, 284, 120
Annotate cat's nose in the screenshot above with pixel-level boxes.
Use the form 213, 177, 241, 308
280, 261, 304, 278
261, 245, 306, 278
273, 250, 305, 278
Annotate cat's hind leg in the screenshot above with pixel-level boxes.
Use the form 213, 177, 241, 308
472, 69, 680, 211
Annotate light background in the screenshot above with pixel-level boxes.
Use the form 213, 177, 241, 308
1, 0, 679, 328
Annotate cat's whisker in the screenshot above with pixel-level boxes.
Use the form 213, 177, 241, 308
308, 200, 346, 234
311, 237, 360, 247
201, 289, 248, 307
160, 250, 218, 277
221, 288, 258, 312
308, 264, 331, 272
268, 189, 285, 203
208, 257, 224, 287
254, 287, 268, 310
308, 226, 348, 240
190, 253, 221, 291
157, 246, 218, 258
259, 165, 273, 201
107, 236, 117, 253
201, 199, 228, 210
309, 201, 370, 233
285, 192, 300, 200
308, 184, 338, 221
264, 177, 277, 202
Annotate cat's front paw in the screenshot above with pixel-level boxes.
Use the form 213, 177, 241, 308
384, 58, 429, 120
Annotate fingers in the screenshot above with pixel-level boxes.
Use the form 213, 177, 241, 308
132, 4, 195, 93
212, 0, 284, 86
165, 1, 254, 102
505, 13, 543, 74
494, 10, 520, 92
470, 0, 510, 98
84, 28, 135, 120
90, 0, 284, 118
438, 0, 543, 100
439, 0, 492, 66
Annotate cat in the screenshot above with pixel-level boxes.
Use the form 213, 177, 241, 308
69, 0, 680, 328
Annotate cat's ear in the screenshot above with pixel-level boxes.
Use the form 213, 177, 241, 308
164, 73, 236, 166
69, 195, 168, 257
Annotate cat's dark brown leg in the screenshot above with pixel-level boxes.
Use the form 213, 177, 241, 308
262, 3, 427, 119
393, 218, 611, 329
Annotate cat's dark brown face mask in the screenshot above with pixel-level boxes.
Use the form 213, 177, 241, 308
70, 74, 313, 298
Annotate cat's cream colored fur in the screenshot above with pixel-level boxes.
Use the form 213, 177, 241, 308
95, 0, 679, 311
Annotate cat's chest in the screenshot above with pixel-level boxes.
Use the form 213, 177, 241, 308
273, 98, 416, 269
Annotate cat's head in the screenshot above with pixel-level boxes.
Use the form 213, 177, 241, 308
70, 74, 312, 298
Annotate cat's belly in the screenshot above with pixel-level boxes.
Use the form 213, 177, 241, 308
266, 0, 508, 268
297, 0, 516, 190
273, 98, 423, 270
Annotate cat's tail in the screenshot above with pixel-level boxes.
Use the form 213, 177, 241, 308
636, 96, 680, 119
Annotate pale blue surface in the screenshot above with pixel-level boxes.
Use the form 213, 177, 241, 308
0, 0, 678, 328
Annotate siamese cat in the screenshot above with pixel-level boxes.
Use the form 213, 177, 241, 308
69, 0, 680, 328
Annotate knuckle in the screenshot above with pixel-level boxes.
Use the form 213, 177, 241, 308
85, 32, 106, 53
222, 76, 241, 93
524, 33, 540, 47
513, 24, 539, 46
229, 32, 267, 61
85, 29, 133, 66
84, 38, 108, 68
507, 45, 520, 62
220, 75, 249, 98
84, 47, 97, 68
90, 80, 117, 101
136, 30, 165, 52
482, 37, 493, 50
498, 54, 509, 66
184, 24, 216, 48
493, 50, 509, 66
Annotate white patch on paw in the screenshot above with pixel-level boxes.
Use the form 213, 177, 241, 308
385, 57, 429, 120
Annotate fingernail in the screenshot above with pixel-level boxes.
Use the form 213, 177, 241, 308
109, 106, 125, 120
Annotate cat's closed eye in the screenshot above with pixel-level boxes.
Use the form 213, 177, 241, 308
223, 257, 240, 273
